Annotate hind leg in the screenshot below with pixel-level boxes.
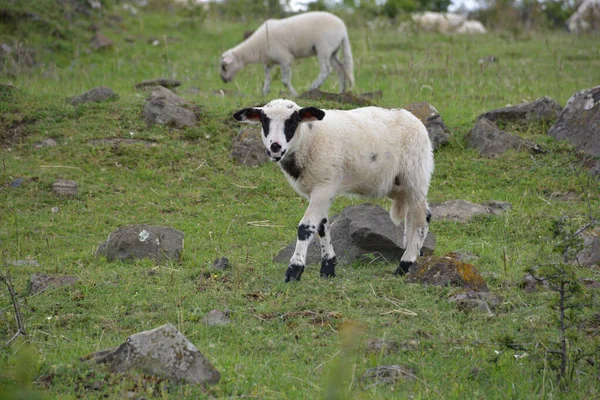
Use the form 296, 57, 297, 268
309, 53, 332, 90
395, 201, 429, 275
330, 53, 346, 93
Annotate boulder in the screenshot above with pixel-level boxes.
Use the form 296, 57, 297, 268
430, 200, 511, 222
52, 179, 78, 197
143, 99, 197, 128
360, 365, 416, 387
147, 85, 189, 106
202, 309, 231, 326
448, 291, 503, 313
68, 86, 118, 105
570, 231, 600, 268
96, 225, 184, 263
274, 203, 435, 266
231, 127, 269, 166
466, 118, 544, 157
88, 323, 220, 385
28, 273, 79, 295
405, 254, 489, 292
90, 31, 113, 50
548, 86, 600, 177
477, 96, 562, 126
403, 101, 450, 150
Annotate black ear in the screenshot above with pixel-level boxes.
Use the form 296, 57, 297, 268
233, 108, 262, 123
298, 107, 325, 122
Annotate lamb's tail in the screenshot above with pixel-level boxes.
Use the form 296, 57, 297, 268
342, 34, 354, 89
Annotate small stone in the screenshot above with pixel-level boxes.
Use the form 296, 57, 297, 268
91, 32, 113, 50
52, 179, 78, 197
448, 291, 503, 313
28, 273, 79, 295
202, 309, 231, 326
135, 79, 181, 90
51, 207, 59, 213
360, 365, 416, 387
405, 254, 489, 292
212, 257, 230, 271
10, 177, 23, 188
35, 138, 58, 148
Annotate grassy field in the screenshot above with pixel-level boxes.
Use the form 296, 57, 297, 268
1, 7, 600, 399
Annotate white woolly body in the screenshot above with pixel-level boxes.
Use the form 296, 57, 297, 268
221, 12, 354, 95
235, 98, 433, 281
262, 100, 433, 203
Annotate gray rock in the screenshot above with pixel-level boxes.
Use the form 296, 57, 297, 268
211, 257, 230, 271
10, 177, 23, 188
430, 200, 512, 222
572, 232, 600, 268
147, 86, 189, 107
274, 203, 435, 266
90, 32, 113, 50
477, 96, 562, 126
466, 118, 544, 157
360, 365, 416, 387
35, 138, 58, 148
143, 99, 197, 128
52, 179, 78, 197
135, 79, 181, 90
232, 127, 269, 166
28, 273, 79, 295
89, 323, 220, 385
96, 225, 184, 263
405, 254, 489, 292
68, 86, 118, 105
448, 291, 503, 313
202, 309, 231, 326
7, 259, 40, 267
520, 273, 551, 292
548, 86, 600, 177
403, 101, 450, 150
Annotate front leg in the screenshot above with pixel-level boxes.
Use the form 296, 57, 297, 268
262, 64, 273, 95
317, 217, 336, 278
280, 63, 298, 97
286, 189, 334, 282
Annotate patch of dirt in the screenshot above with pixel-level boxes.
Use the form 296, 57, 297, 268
0, 118, 36, 147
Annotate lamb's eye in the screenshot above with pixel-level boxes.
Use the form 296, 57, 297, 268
221, 64, 227, 72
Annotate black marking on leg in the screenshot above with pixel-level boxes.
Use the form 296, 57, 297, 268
394, 261, 414, 275
320, 256, 337, 278
317, 218, 328, 238
394, 176, 401, 186
370, 153, 378, 162
280, 152, 302, 180
297, 224, 314, 241
426, 209, 432, 223
285, 263, 305, 282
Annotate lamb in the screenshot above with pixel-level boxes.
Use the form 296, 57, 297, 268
220, 12, 354, 96
233, 99, 434, 282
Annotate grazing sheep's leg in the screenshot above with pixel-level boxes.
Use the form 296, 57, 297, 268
286, 190, 334, 282
389, 187, 408, 248
309, 54, 332, 90
330, 54, 346, 93
395, 203, 428, 275
280, 64, 298, 96
262, 65, 273, 95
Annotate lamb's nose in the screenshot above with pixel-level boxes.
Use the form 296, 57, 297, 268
270, 143, 282, 153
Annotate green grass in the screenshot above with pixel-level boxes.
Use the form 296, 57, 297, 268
1, 8, 600, 399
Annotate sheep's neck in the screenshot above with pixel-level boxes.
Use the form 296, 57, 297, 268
234, 30, 268, 65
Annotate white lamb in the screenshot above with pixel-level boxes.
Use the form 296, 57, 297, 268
233, 99, 434, 282
220, 12, 354, 96
455, 20, 487, 34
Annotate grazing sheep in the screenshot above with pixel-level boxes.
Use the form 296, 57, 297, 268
455, 20, 487, 34
234, 99, 434, 282
410, 12, 487, 34
567, 0, 600, 33
220, 12, 354, 96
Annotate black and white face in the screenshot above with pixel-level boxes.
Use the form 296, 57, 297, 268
233, 100, 325, 162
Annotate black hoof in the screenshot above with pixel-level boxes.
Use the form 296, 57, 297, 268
394, 261, 415, 276
319, 256, 337, 278
285, 264, 304, 282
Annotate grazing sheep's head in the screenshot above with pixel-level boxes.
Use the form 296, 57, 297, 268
220, 51, 243, 83
233, 99, 325, 162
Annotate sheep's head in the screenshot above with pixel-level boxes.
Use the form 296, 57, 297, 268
220, 51, 243, 83
233, 99, 325, 162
